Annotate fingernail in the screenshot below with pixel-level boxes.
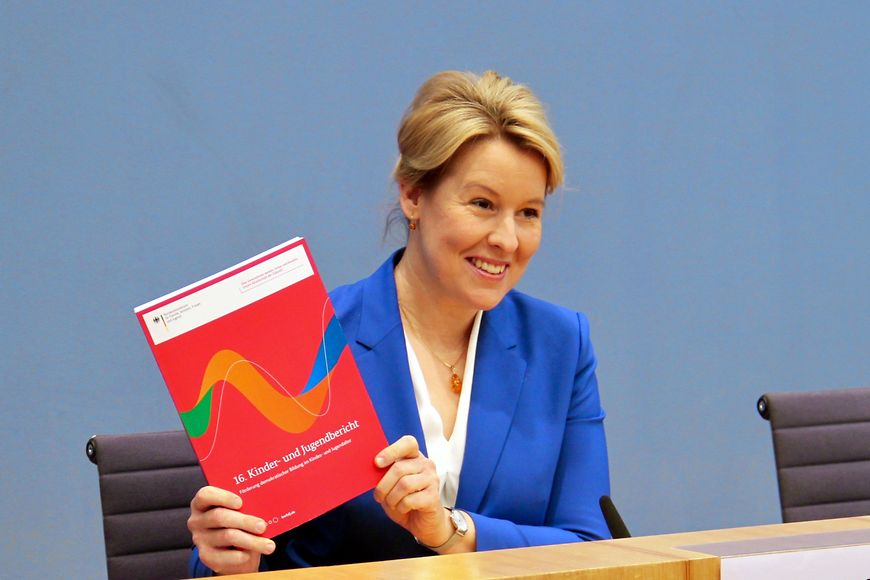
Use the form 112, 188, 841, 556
265, 540, 276, 553
375, 455, 387, 468
255, 520, 267, 534
232, 495, 243, 509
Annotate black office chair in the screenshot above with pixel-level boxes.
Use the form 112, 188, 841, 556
87, 430, 206, 580
757, 386, 870, 523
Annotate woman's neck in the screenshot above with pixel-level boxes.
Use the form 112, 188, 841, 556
394, 254, 477, 352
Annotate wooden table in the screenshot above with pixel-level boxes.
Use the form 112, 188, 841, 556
219, 516, 870, 579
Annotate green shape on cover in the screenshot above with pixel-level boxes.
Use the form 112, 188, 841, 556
180, 386, 214, 438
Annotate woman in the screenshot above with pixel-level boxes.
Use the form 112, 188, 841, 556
188, 70, 610, 575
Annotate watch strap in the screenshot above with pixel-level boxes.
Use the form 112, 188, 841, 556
415, 507, 468, 551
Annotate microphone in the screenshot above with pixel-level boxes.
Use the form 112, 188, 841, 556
599, 495, 631, 539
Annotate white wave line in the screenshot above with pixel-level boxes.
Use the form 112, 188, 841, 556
199, 307, 340, 461
320, 296, 335, 417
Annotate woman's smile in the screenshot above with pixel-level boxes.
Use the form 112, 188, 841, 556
467, 257, 508, 278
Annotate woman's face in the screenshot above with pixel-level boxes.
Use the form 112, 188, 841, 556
400, 138, 548, 313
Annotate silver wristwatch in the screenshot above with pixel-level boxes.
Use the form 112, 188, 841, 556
415, 507, 469, 551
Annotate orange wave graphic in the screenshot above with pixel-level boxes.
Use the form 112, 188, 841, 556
197, 349, 332, 434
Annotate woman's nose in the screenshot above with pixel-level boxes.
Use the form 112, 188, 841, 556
487, 216, 519, 253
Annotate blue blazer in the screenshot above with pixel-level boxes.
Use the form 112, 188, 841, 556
193, 252, 610, 573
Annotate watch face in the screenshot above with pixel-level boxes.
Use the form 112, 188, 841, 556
451, 509, 468, 535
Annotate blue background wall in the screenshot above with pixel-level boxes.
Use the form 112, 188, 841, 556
2, 3, 868, 578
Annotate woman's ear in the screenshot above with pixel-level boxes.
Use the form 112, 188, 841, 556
398, 181, 423, 220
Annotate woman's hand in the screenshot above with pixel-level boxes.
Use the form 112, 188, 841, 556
187, 485, 276, 575
372, 435, 453, 548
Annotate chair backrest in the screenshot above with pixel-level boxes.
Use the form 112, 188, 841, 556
757, 386, 870, 523
86, 430, 206, 580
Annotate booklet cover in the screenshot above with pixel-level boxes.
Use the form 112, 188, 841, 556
135, 237, 387, 538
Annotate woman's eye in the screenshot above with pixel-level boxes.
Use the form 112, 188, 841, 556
521, 208, 540, 219
471, 199, 493, 210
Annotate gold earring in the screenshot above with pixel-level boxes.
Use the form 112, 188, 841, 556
408, 220, 417, 231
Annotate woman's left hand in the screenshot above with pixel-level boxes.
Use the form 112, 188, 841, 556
372, 435, 452, 547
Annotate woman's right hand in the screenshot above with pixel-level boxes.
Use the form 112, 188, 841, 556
187, 486, 276, 575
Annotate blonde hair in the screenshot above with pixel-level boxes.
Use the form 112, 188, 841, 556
393, 70, 564, 194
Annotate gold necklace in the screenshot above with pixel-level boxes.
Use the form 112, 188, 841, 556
399, 303, 466, 394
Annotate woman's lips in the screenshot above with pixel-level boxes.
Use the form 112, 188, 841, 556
467, 257, 508, 277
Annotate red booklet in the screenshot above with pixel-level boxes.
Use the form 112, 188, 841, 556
135, 237, 387, 538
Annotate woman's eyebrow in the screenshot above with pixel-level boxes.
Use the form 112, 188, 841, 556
461, 181, 499, 195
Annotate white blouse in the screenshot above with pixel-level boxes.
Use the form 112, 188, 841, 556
403, 310, 483, 507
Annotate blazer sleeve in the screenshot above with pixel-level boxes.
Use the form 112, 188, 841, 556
472, 312, 611, 550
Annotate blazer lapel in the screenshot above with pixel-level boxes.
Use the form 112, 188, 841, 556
457, 302, 526, 512
353, 256, 427, 453
349, 254, 526, 506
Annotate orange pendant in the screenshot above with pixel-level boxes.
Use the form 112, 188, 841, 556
451, 373, 462, 394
